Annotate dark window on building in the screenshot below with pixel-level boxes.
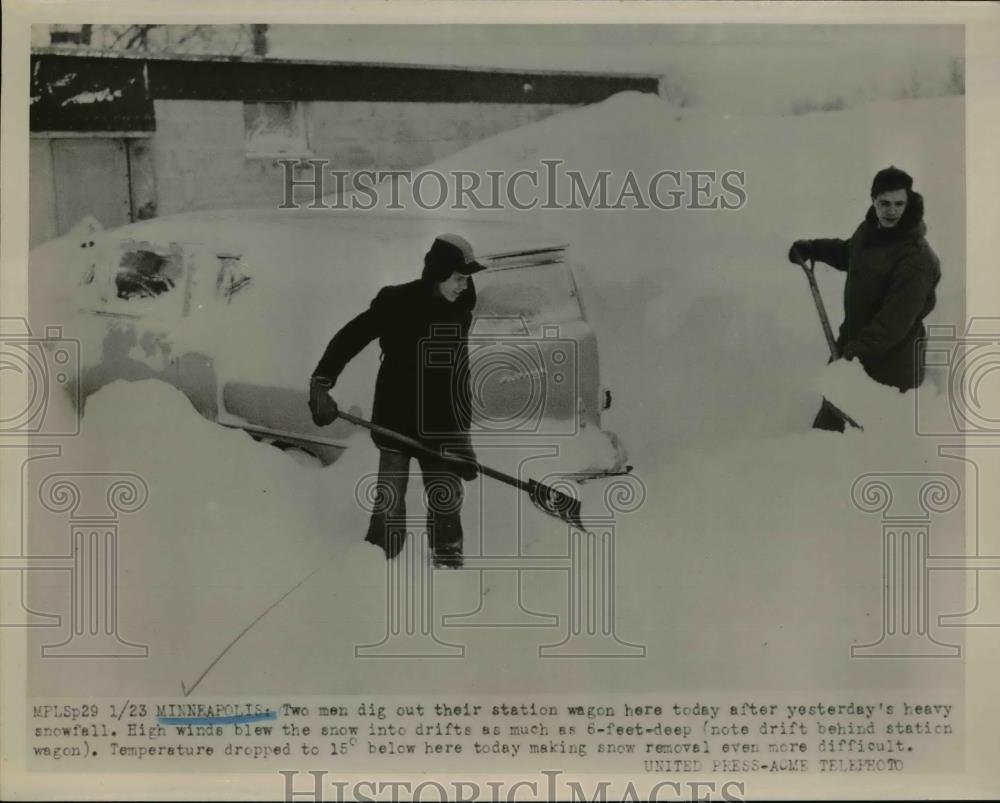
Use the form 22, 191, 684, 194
243, 101, 309, 157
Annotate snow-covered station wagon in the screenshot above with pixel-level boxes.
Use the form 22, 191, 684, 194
31, 211, 629, 477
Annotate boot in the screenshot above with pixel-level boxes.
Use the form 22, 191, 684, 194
365, 525, 407, 560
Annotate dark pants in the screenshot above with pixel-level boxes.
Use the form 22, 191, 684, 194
365, 449, 464, 559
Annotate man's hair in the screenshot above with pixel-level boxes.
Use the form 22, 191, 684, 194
871, 165, 914, 198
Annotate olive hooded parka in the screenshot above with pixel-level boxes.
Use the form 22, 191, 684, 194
803, 191, 941, 391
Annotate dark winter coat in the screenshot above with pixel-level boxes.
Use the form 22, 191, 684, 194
312, 278, 475, 450
804, 192, 941, 391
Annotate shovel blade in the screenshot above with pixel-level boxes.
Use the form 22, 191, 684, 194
823, 397, 864, 431
528, 480, 584, 529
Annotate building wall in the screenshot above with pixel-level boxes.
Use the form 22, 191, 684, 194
30, 52, 658, 241
29, 141, 57, 247
30, 137, 146, 246
151, 99, 568, 215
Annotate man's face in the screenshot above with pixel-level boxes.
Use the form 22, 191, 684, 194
437, 271, 469, 303
873, 188, 908, 228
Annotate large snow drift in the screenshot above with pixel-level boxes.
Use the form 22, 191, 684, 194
28, 91, 966, 696
351, 91, 964, 455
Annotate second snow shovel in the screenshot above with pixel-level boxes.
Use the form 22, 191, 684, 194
791, 252, 863, 431
335, 410, 584, 529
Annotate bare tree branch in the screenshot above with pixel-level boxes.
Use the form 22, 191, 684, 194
67, 23, 261, 55
107, 26, 134, 50
123, 25, 159, 51
173, 25, 207, 50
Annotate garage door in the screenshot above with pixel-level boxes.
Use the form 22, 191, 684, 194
51, 138, 132, 235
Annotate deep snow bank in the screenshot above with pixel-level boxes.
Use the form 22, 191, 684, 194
27, 90, 967, 695
28, 373, 964, 696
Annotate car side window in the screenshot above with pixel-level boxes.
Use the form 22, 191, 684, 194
114, 249, 181, 300
216, 254, 251, 302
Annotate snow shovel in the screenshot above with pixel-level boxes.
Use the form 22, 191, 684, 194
790, 252, 863, 431
335, 410, 584, 529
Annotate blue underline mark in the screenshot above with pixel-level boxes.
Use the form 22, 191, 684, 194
157, 710, 277, 726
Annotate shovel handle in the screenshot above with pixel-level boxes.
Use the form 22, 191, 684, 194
336, 410, 584, 527
794, 255, 839, 360
791, 254, 864, 431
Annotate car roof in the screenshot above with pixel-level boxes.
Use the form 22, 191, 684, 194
127, 208, 568, 262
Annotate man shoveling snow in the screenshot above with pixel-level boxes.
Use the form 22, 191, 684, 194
308, 234, 482, 568
789, 166, 942, 432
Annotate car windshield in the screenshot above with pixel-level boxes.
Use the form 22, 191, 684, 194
475, 262, 579, 323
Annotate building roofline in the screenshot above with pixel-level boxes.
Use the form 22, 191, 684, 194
30, 46, 662, 82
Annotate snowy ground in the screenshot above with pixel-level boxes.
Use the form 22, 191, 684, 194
26, 91, 967, 697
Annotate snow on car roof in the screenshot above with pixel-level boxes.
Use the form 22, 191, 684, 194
118, 208, 567, 263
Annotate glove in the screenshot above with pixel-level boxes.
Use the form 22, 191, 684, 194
446, 440, 479, 482
788, 240, 813, 265
308, 376, 339, 427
